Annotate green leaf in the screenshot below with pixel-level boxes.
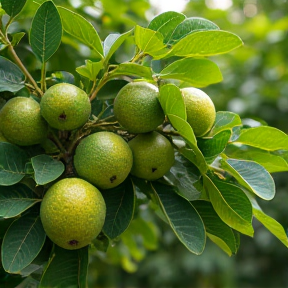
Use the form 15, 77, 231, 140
109, 63, 153, 80
104, 30, 133, 63
58, 6, 103, 58
50, 71, 75, 85
31, 154, 65, 185
208, 111, 242, 136
197, 130, 231, 162
76, 60, 103, 81
250, 198, 288, 247
148, 11, 186, 43
225, 145, 288, 173
134, 25, 168, 58
164, 153, 202, 201
39, 245, 88, 288
0, 184, 40, 218
169, 115, 208, 173
169, 30, 243, 57
158, 58, 223, 87
0, 142, 28, 186
254, 209, 288, 247
10, 32, 26, 47
30, 1, 62, 63
2, 213, 46, 273
193, 200, 238, 256
1, 0, 27, 18
169, 17, 220, 44
0, 56, 25, 92
204, 175, 254, 236
232, 126, 288, 151
168, 114, 196, 146
158, 84, 186, 120
221, 158, 275, 200
102, 178, 136, 239
152, 182, 206, 255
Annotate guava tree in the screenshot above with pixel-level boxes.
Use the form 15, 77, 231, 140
1, 1, 288, 287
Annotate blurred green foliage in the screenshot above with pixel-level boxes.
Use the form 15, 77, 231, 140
3, 0, 288, 287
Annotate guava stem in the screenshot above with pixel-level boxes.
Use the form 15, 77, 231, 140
89, 77, 108, 102
7, 45, 43, 96
131, 52, 146, 63
49, 130, 66, 156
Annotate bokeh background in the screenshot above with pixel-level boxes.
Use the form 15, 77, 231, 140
8, 0, 288, 287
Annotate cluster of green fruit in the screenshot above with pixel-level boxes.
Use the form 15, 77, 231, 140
0, 81, 216, 250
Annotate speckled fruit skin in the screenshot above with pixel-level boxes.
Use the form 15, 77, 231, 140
0, 97, 48, 146
40, 83, 91, 131
113, 82, 165, 133
74, 132, 133, 189
181, 87, 216, 137
128, 131, 175, 181
40, 178, 106, 250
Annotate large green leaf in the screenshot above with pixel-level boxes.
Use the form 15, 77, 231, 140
158, 84, 186, 120
225, 144, 288, 173
57, 6, 103, 58
0, 142, 28, 186
1, 0, 27, 18
104, 30, 133, 63
0, 56, 25, 92
193, 200, 238, 256
0, 184, 40, 218
1, 213, 46, 273
39, 245, 88, 288
30, 1, 62, 63
158, 58, 222, 87
197, 130, 231, 162
165, 153, 202, 201
108, 63, 153, 79
152, 182, 206, 255
204, 175, 254, 236
208, 111, 242, 136
169, 30, 243, 57
31, 154, 65, 185
221, 158, 275, 200
102, 178, 135, 239
233, 126, 288, 151
148, 11, 186, 43
250, 198, 288, 247
134, 25, 168, 58
169, 17, 219, 43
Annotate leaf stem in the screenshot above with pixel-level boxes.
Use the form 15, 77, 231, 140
89, 76, 109, 102
7, 45, 43, 96
40, 62, 47, 92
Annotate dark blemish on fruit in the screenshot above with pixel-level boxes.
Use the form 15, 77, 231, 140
59, 112, 67, 121
68, 240, 79, 246
110, 175, 117, 183
152, 168, 157, 173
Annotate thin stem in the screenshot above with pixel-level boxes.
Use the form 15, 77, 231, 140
7, 45, 43, 96
4, 17, 14, 36
131, 52, 146, 63
49, 130, 66, 154
89, 77, 109, 102
40, 62, 47, 92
